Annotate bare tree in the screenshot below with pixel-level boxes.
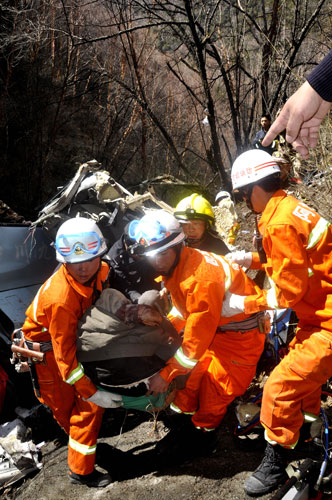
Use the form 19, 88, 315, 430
0, 0, 331, 216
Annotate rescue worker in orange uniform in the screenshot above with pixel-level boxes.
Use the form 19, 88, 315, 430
128, 210, 267, 458
174, 193, 229, 255
21, 217, 123, 487
226, 149, 332, 496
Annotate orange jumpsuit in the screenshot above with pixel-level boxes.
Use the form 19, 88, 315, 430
160, 247, 266, 430
22, 262, 109, 475
244, 190, 332, 447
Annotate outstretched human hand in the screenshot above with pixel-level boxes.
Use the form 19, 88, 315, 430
262, 81, 331, 159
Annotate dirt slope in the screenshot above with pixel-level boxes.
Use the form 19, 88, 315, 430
0, 406, 283, 500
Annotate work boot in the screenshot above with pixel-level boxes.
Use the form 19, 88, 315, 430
156, 421, 217, 463
244, 443, 288, 496
161, 408, 192, 430
69, 468, 112, 487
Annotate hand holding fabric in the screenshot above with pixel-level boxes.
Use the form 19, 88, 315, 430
146, 372, 169, 396
222, 292, 245, 317
225, 250, 253, 269
85, 390, 123, 408
159, 287, 171, 313
137, 305, 163, 326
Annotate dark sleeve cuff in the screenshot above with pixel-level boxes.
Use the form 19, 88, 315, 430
307, 50, 332, 102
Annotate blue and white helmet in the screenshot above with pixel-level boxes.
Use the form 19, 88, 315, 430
55, 217, 107, 264
128, 210, 185, 257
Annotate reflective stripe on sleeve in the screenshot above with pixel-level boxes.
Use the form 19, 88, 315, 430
169, 306, 184, 320
65, 362, 85, 385
306, 218, 330, 250
213, 254, 232, 292
69, 437, 96, 456
174, 347, 198, 369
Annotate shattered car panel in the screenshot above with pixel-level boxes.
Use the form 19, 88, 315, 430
0, 225, 57, 328
1, 160, 173, 329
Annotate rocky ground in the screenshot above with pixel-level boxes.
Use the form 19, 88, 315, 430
2, 172, 332, 500
2, 389, 332, 500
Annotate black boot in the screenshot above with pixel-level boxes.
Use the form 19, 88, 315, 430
156, 420, 217, 463
69, 468, 112, 487
244, 443, 288, 496
161, 408, 193, 430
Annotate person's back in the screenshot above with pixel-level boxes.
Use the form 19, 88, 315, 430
76, 287, 181, 396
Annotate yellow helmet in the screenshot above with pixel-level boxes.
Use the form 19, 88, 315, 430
174, 193, 214, 226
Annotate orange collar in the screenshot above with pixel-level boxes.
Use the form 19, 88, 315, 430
258, 189, 287, 234
62, 262, 108, 299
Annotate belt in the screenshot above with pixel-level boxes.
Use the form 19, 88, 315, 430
25, 339, 53, 353
217, 312, 265, 333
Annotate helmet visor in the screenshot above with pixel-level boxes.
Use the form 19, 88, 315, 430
128, 219, 171, 247
55, 231, 102, 258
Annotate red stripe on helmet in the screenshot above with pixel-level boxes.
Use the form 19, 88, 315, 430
255, 161, 278, 172
87, 241, 98, 248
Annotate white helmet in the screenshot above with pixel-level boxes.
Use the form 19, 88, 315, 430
128, 210, 185, 257
231, 150, 280, 191
215, 190, 231, 203
55, 217, 107, 264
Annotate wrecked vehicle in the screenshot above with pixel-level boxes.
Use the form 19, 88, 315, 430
1, 159, 173, 331
0, 160, 173, 489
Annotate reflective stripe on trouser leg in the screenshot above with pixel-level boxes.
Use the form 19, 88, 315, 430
173, 355, 212, 415
264, 412, 321, 448
68, 397, 104, 475
194, 426, 216, 431
303, 412, 320, 423
170, 402, 194, 415
192, 328, 264, 430
260, 326, 332, 447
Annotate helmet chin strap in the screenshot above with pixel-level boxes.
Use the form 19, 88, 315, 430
243, 184, 255, 212
245, 198, 254, 212
163, 244, 183, 277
